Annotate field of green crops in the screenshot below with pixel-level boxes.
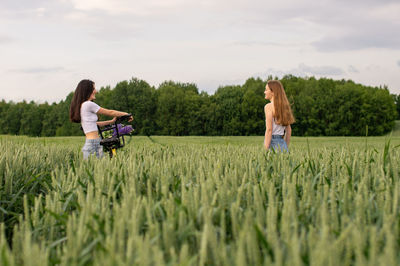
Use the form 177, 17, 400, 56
1, 135, 399, 266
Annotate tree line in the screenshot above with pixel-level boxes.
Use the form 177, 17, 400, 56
0, 75, 398, 137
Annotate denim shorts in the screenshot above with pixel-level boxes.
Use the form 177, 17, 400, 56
269, 135, 288, 152
82, 138, 104, 159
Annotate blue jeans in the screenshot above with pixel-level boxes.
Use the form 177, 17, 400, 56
269, 135, 288, 152
82, 138, 104, 159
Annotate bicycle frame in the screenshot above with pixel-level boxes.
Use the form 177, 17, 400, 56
97, 114, 133, 158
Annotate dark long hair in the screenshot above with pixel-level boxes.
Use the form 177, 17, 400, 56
69, 79, 95, 123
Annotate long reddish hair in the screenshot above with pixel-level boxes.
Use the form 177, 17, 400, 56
268, 80, 295, 126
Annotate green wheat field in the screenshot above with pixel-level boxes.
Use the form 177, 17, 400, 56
1, 134, 400, 265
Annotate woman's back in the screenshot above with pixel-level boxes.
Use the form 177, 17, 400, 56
272, 117, 285, 135
269, 104, 286, 135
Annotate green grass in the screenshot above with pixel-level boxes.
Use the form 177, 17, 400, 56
0, 135, 399, 265
3, 134, 397, 147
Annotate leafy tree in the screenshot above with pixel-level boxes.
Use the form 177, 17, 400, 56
3, 102, 23, 135
155, 81, 199, 135
41, 103, 59, 137
0, 76, 397, 137
213, 85, 244, 135
19, 101, 44, 136
241, 78, 265, 135
0, 100, 10, 134
393, 94, 400, 120
56, 93, 82, 136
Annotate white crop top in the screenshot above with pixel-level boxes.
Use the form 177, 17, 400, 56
80, 101, 100, 134
272, 118, 285, 135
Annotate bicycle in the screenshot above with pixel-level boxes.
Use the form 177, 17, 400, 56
97, 114, 134, 158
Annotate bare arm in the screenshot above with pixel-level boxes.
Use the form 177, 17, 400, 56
284, 124, 292, 147
97, 107, 133, 123
97, 107, 129, 118
264, 104, 273, 150
96, 108, 133, 127
96, 117, 116, 127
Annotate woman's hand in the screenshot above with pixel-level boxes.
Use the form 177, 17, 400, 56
123, 113, 133, 122
111, 117, 117, 123
120, 112, 133, 122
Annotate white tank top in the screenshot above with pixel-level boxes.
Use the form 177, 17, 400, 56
272, 117, 285, 135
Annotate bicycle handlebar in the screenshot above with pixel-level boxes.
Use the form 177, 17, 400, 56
116, 114, 132, 123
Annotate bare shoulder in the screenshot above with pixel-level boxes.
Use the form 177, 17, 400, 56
264, 103, 273, 109
264, 103, 273, 111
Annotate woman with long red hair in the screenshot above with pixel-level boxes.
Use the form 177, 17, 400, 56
264, 80, 295, 152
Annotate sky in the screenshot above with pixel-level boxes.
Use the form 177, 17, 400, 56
0, 0, 399, 103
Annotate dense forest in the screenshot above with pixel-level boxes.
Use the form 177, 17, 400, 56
0, 75, 398, 137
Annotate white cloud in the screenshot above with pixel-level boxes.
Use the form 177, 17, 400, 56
348, 65, 359, 73
312, 23, 400, 52
368, 3, 400, 22
64, 11, 90, 21
9, 66, 66, 74
1, 0, 400, 101
68, 0, 190, 15
35, 7, 46, 17
259, 63, 345, 78
0, 35, 15, 44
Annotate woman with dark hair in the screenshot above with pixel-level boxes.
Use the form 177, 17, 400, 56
69, 79, 132, 159
264, 80, 295, 152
